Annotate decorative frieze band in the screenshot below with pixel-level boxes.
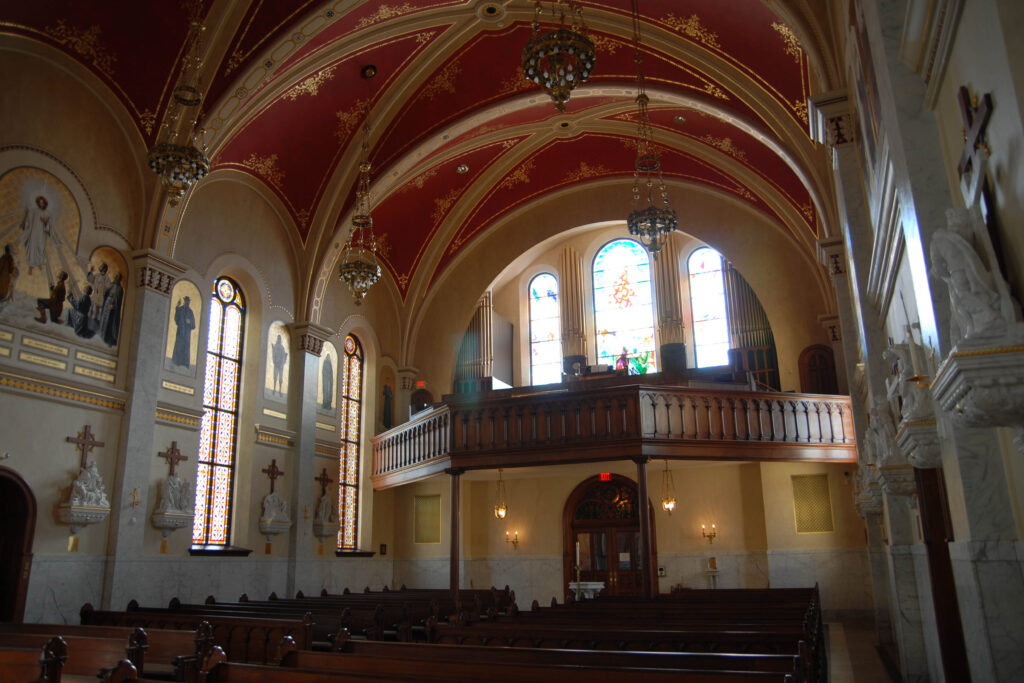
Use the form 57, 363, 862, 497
131, 250, 185, 297
137, 266, 175, 295
290, 322, 333, 357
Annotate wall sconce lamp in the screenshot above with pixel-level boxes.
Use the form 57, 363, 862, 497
702, 523, 717, 544
505, 530, 519, 549
660, 460, 676, 514
494, 468, 508, 519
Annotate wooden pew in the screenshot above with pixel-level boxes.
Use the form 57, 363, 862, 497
0, 633, 139, 682
0, 620, 212, 680
0, 635, 65, 683
81, 603, 310, 663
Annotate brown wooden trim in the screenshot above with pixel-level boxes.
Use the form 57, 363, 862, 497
0, 466, 37, 623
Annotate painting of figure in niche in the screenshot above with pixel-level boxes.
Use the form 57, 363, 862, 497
164, 279, 202, 377
380, 366, 395, 430
0, 167, 126, 349
264, 320, 290, 402
318, 340, 338, 413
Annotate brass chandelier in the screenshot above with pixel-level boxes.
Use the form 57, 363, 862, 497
521, 0, 596, 112
660, 460, 676, 515
147, 12, 210, 205
626, 0, 677, 255
494, 468, 508, 519
339, 66, 382, 305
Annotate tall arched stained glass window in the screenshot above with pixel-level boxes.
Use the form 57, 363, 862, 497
593, 239, 657, 374
337, 334, 364, 551
193, 277, 246, 547
529, 273, 561, 385
688, 247, 730, 367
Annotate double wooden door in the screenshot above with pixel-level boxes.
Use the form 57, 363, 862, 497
574, 525, 643, 596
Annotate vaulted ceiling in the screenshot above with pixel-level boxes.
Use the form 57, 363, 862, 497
3, 0, 839, 306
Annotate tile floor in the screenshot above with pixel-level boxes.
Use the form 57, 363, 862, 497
827, 619, 899, 682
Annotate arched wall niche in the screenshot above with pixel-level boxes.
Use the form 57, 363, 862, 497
0, 42, 147, 245
0, 466, 37, 622
412, 180, 831, 393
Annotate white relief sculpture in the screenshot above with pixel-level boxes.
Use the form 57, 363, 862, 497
259, 491, 292, 540
151, 475, 195, 537
313, 493, 339, 540
864, 397, 900, 468
59, 461, 111, 534
883, 343, 933, 424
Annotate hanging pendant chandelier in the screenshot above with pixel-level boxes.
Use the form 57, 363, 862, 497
147, 16, 210, 205
521, 0, 596, 112
626, 0, 677, 256
339, 66, 382, 305
660, 460, 676, 514
494, 468, 508, 519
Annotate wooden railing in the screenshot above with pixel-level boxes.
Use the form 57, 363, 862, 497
371, 384, 857, 489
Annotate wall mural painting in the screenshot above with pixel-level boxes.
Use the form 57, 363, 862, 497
318, 340, 338, 412
0, 167, 125, 349
164, 279, 202, 376
264, 320, 290, 402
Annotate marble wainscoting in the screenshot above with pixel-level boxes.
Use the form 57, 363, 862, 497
656, 551, 770, 592
911, 545, 945, 683
949, 540, 1024, 683
25, 553, 106, 623
766, 548, 874, 617
465, 556, 564, 608
391, 557, 452, 593
300, 556, 393, 595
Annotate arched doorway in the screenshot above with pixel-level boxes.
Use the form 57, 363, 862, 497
798, 344, 838, 394
0, 467, 37, 622
562, 474, 656, 599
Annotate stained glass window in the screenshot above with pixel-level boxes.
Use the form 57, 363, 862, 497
337, 334, 363, 551
193, 277, 245, 546
688, 247, 730, 367
529, 273, 561, 385
593, 239, 657, 374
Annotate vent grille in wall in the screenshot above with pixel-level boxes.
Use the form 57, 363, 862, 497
791, 474, 834, 533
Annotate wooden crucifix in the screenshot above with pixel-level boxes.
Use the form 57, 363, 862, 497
66, 425, 105, 469
315, 467, 334, 497
957, 85, 992, 178
262, 459, 285, 493
157, 441, 188, 476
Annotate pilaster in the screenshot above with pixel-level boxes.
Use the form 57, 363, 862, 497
285, 322, 332, 595
102, 250, 184, 609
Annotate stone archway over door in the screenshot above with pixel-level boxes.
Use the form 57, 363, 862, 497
0, 466, 37, 622
562, 474, 657, 600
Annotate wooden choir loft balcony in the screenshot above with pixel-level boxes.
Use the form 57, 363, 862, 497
370, 373, 858, 490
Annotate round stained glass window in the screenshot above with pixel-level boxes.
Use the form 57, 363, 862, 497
344, 335, 356, 354
216, 278, 235, 303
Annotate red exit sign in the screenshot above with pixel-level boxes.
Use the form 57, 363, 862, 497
599, 472, 611, 481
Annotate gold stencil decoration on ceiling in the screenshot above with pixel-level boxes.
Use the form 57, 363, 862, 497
498, 159, 535, 191
498, 68, 532, 97
421, 62, 461, 101
334, 98, 368, 143
792, 474, 835, 533
564, 162, 609, 183
589, 34, 621, 55
283, 65, 336, 101
357, 3, 416, 30
242, 153, 285, 189
662, 14, 721, 50
699, 135, 747, 162
431, 187, 461, 225
771, 22, 803, 63
45, 21, 117, 77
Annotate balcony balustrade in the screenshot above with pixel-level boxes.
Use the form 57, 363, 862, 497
371, 381, 856, 489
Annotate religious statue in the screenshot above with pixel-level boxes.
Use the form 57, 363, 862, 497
864, 396, 899, 467
69, 461, 110, 508
259, 490, 292, 540
154, 475, 193, 514
314, 492, 335, 524
882, 343, 933, 424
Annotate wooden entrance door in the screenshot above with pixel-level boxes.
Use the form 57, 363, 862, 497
0, 467, 37, 622
563, 474, 656, 599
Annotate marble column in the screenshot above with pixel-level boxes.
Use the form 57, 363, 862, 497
879, 467, 929, 683
102, 250, 184, 609
855, 470, 894, 646
397, 367, 418, 423
653, 234, 686, 373
861, 0, 954, 355
558, 245, 587, 375
634, 457, 653, 599
285, 323, 332, 596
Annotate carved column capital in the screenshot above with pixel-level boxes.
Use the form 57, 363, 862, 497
290, 322, 333, 357
896, 420, 942, 468
398, 367, 419, 391
815, 237, 847, 277
808, 90, 855, 148
131, 249, 185, 296
878, 466, 917, 497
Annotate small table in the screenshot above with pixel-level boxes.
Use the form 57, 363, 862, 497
570, 581, 605, 600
